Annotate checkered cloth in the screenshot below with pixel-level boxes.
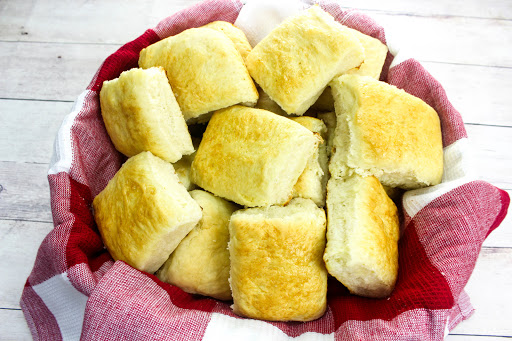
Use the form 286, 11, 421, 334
20, 0, 509, 340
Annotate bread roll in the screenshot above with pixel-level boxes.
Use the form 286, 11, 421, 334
324, 174, 399, 298
157, 190, 238, 300
139, 27, 258, 122
191, 105, 320, 207
99, 67, 193, 163
290, 117, 328, 207
246, 6, 364, 115
229, 198, 327, 321
344, 27, 388, 79
202, 21, 252, 62
93, 151, 202, 274
329, 74, 443, 189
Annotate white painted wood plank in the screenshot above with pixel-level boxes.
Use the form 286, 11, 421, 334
450, 248, 512, 337
466, 124, 512, 190
0, 41, 119, 101
0, 220, 53, 309
1, 0, 511, 47
0, 309, 32, 340
0, 99, 72, 164
0, 0, 203, 44
483, 190, 512, 249
447, 336, 512, 341
422, 62, 512, 127
0, 162, 52, 223
371, 13, 512, 67
339, 0, 512, 19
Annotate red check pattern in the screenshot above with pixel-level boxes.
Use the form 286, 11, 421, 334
20, 0, 509, 340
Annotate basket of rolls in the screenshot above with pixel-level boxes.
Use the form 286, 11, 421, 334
20, 0, 510, 340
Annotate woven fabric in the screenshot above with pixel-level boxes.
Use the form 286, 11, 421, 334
20, 0, 509, 340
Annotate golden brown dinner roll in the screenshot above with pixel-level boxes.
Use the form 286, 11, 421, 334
92, 151, 202, 274
329, 74, 443, 189
157, 190, 238, 300
99, 67, 194, 163
190, 105, 320, 207
344, 27, 388, 79
290, 117, 328, 207
229, 198, 327, 321
202, 21, 252, 62
324, 174, 399, 298
246, 6, 364, 115
139, 27, 258, 122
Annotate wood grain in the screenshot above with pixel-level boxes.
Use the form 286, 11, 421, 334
338, 0, 512, 19
0, 220, 53, 309
0, 99, 72, 164
0, 309, 32, 340
451, 248, 512, 337
369, 13, 512, 67
0, 0, 203, 44
0, 161, 52, 223
0, 41, 119, 101
483, 190, 512, 248
422, 62, 512, 127
466, 124, 512, 190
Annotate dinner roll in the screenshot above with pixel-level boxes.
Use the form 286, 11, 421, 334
139, 27, 258, 122
202, 21, 252, 62
329, 74, 443, 189
229, 198, 327, 321
290, 117, 329, 207
324, 174, 399, 298
344, 27, 388, 79
93, 151, 202, 274
246, 5, 364, 115
99, 67, 193, 163
157, 190, 238, 300
191, 105, 320, 207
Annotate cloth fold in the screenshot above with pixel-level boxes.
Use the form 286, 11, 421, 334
20, 0, 509, 340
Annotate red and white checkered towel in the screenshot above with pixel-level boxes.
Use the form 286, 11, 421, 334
20, 0, 509, 340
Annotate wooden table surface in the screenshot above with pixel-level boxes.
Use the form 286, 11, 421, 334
0, 0, 511, 340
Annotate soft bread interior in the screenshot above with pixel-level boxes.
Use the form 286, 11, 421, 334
290, 117, 329, 207
324, 174, 399, 298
